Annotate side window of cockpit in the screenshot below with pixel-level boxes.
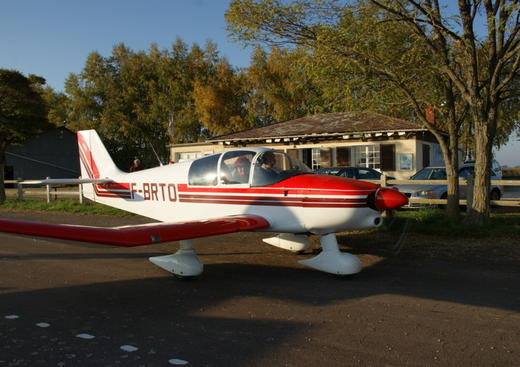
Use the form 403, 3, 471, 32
252, 151, 282, 186
188, 154, 220, 186
220, 151, 254, 184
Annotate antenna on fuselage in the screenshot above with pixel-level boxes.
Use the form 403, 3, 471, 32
148, 141, 163, 167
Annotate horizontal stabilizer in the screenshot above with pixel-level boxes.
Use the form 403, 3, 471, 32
0, 215, 270, 247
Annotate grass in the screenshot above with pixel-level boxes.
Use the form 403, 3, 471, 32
502, 166, 520, 179
0, 197, 134, 216
381, 207, 520, 238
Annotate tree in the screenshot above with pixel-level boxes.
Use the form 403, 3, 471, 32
365, 0, 520, 225
64, 40, 226, 168
41, 87, 70, 127
193, 58, 251, 135
245, 46, 323, 122
226, 0, 470, 217
0, 69, 50, 202
227, 0, 520, 223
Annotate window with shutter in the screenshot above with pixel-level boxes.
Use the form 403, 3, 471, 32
380, 144, 396, 171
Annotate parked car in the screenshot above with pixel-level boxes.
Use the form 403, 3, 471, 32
395, 162, 502, 206
315, 167, 395, 181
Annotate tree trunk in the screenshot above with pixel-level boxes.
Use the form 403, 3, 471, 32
0, 138, 6, 203
444, 122, 460, 218
445, 161, 459, 217
464, 118, 493, 226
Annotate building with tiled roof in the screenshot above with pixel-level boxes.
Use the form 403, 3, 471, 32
169, 111, 445, 179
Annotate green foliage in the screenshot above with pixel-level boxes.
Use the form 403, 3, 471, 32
41, 87, 70, 127
245, 46, 323, 122
193, 58, 251, 135
64, 40, 235, 168
0, 69, 50, 144
0, 69, 50, 203
226, 1, 451, 120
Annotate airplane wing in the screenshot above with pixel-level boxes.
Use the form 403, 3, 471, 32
0, 215, 270, 247
21, 178, 113, 185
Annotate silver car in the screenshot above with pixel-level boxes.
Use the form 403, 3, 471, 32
396, 163, 502, 206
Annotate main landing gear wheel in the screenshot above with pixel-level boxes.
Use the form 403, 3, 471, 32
149, 239, 203, 279
298, 233, 362, 275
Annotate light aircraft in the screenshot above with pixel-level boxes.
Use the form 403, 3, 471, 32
0, 130, 408, 278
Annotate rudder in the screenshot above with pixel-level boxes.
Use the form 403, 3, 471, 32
77, 130, 122, 180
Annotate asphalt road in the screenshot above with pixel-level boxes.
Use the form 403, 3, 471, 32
0, 211, 518, 367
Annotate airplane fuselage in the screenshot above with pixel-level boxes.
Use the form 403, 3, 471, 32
84, 161, 383, 235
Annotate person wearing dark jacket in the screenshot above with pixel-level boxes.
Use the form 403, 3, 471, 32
129, 159, 142, 172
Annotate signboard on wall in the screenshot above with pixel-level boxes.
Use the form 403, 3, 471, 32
399, 153, 413, 171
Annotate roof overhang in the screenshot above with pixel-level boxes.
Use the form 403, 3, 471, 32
209, 128, 431, 145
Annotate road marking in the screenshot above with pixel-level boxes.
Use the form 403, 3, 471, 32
76, 333, 95, 339
120, 345, 139, 352
169, 359, 189, 365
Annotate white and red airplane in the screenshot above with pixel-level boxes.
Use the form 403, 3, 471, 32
0, 130, 407, 277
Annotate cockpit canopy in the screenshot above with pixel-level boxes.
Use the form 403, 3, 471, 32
188, 149, 311, 187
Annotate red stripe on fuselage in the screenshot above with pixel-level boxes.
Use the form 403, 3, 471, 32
179, 197, 366, 208
177, 184, 373, 197
178, 193, 365, 204
178, 189, 368, 207
103, 182, 131, 190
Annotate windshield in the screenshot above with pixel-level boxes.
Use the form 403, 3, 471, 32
316, 168, 341, 176
251, 151, 311, 186
411, 167, 446, 180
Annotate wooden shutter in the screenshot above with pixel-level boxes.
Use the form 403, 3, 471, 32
422, 144, 431, 168
336, 147, 350, 166
380, 144, 396, 171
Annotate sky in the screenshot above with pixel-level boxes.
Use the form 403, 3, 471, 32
1, 0, 518, 166
1, 0, 251, 89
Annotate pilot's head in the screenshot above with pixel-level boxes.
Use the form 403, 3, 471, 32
259, 151, 276, 168
234, 156, 250, 175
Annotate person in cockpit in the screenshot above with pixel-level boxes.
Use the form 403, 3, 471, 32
253, 151, 280, 186
260, 152, 276, 171
231, 156, 251, 183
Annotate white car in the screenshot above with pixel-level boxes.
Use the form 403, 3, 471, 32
395, 161, 502, 206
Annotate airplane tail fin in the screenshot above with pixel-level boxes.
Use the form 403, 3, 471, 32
77, 130, 123, 181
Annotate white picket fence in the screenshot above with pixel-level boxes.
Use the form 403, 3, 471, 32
4, 179, 84, 204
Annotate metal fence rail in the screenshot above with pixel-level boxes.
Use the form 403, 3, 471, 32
4, 179, 83, 204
